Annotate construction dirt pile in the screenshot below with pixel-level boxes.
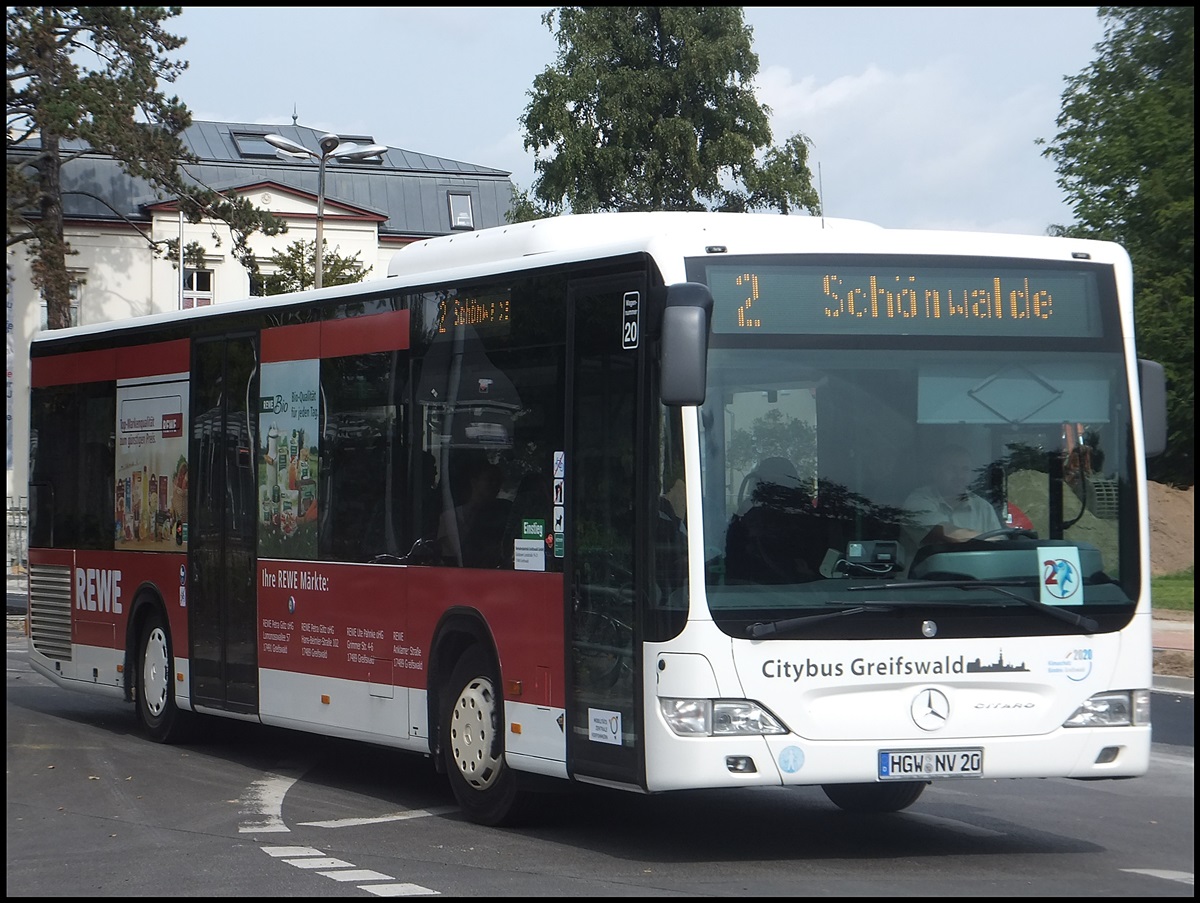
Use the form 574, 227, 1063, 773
1148, 481, 1194, 577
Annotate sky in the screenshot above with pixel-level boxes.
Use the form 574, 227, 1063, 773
172, 6, 1108, 236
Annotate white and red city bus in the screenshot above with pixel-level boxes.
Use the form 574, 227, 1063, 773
25, 212, 1168, 825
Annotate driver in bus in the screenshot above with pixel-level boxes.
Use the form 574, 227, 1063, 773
903, 443, 1003, 545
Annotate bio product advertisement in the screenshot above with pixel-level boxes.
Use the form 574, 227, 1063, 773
115, 376, 188, 550
258, 359, 320, 559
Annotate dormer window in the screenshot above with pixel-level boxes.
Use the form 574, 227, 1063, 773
449, 193, 474, 231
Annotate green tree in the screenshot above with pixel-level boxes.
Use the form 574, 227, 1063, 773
514, 6, 819, 218
727, 409, 817, 485
1039, 7, 1194, 487
505, 185, 549, 224
254, 239, 368, 295
6, 6, 284, 328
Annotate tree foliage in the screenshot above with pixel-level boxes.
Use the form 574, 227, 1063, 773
254, 240, 368, 296
514, 6, 819, 220
1040, 7, 1194, 487
727, 408, 817, 484
6, 6, 284, 329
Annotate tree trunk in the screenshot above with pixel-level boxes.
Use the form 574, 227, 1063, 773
32, 133, 73, 330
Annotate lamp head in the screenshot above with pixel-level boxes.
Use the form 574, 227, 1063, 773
318, 133, 341, 154
264, 133, 312, 157
334, 143, 388, 162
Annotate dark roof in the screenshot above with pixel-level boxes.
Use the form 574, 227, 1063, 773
12, 120, 516, 239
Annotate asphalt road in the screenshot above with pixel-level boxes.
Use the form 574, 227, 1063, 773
8, 614, 1193, 897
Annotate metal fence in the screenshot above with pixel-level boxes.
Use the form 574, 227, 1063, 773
7, 496, 28, 579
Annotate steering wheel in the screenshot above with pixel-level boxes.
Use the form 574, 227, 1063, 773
973, 527, 1039, 542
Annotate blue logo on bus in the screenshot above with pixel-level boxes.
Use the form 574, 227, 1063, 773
778, 746, 805, 773
1043, 558, 1080, 601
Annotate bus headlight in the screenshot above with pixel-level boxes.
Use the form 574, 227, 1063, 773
1063, 690, 1151, 727
660, 698, 788, 736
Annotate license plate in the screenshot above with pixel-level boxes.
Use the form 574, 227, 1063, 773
878, 748, 983, 779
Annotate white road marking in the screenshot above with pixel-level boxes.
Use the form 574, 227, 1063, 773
320, 869, 395, 882
299, 806, 457, 828
249, 779, 445, 894
239, 772, 305, 833
360, 883, 440, 897
1150, 748, 1195, 770
282, 856, 354, 869
263, 846, 323, 857
262, 845, 439, 896
1121, 869, 1194, 886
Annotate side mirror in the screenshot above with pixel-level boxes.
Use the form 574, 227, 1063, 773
660, 282, 713, 406
1138, 359, 1167, 458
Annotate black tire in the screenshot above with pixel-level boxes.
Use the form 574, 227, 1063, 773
822, 781, 927, 813
136, 609, 191, 743
441, 646, 526, 826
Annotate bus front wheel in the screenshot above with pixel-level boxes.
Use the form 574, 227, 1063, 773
136, 609, 190, 743
441, 646, 524, 826
821, 781, 927, 813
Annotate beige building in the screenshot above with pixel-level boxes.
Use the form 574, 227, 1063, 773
6, 120, 516, 501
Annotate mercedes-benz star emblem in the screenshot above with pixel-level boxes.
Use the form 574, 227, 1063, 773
911, 688, 950, 731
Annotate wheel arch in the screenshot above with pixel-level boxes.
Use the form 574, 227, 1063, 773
122, 582, 171, 703
427, 606, 500, 768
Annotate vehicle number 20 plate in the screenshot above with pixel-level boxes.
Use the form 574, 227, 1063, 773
878, 748, 983, 779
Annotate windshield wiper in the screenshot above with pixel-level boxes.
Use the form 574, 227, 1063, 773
846, 580, 1100, 633
747, 604, 895, 639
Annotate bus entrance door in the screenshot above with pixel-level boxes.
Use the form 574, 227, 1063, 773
566, 274, 646, 789
189, 334, 260, 715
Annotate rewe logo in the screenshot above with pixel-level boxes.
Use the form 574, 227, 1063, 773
75, 568, 123, 614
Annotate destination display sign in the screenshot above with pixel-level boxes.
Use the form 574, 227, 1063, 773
703, 260, 1106, 338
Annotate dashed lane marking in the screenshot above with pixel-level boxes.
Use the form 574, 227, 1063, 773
360, 884, 442, 897
263, 846, 324, 857
320, 869, 395, 882
262, 845, 439, 896
282, 856, 354, 869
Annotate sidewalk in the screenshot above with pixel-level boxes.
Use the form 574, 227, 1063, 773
1152, 616, 1194, 652
1151, 614, 1194, 695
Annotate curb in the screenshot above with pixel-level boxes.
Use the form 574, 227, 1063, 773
1152, 674, 1193, 696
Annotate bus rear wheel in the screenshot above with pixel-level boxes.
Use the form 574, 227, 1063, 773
821, 781, 927, 813
441, 646, 524, 826
136, 609, 190, 743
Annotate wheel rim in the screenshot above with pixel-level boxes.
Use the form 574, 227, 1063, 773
142, 626, 170, 717
449, 675, 502, 790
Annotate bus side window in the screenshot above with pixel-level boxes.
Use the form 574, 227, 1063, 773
438, 455, 508, 568
317, 351, 407, 563
28, 382, 116, 550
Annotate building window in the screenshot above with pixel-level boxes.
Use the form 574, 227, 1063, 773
182, 269, 214, 309
39, 279, 81, 329
250, 271, 270, 298
232, 132, 283, 159
448, 193, 474, 231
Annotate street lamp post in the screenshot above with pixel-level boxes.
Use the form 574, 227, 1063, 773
264, 132, 387, 289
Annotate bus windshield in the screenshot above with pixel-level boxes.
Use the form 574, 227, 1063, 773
693, 255, 1138, 636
